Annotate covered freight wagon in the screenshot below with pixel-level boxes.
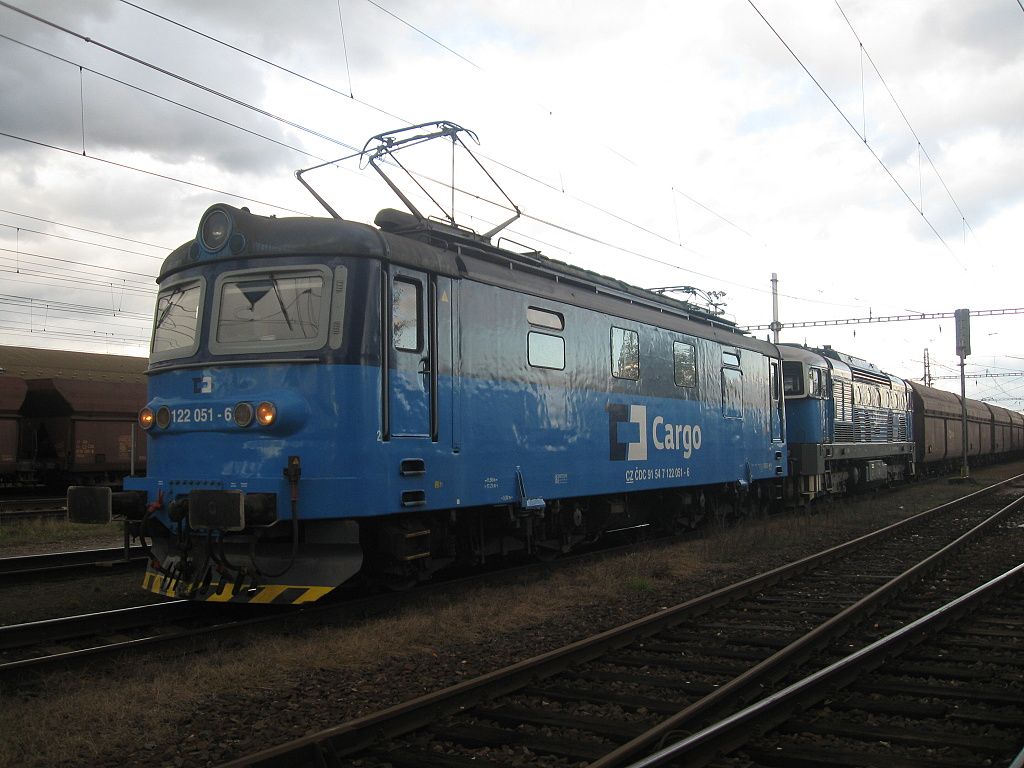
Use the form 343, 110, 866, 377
0, 376, 28, 482
908, 380, 1008, 469
19, 378, 147, 485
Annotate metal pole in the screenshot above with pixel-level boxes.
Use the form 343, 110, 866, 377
770, 273, 781, 344
954, 307, 971, 480
960, 354, 969, 479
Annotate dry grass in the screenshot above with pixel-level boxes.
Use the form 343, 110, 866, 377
0, 543, 708, 766
3, 460, 1023, 767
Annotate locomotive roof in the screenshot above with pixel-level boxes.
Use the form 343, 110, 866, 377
779, 343, 904, 389
0, 345, 147, 384
162, 205, 778, 357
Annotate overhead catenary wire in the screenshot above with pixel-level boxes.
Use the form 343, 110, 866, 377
1, 0, 865, 318
363, 0, 480, 70
0, 0, 995, 344
0, 311, 152, 337
0, 293, 153, 319
1, 270, 155, 299
46, 3, 774, 283
0, 207, 171, 251
116, 0, 407, 123
0, 33, 333, 167
832, 0, 974, 237
0, 222, 165, 261
0, 247, 157, 283
0, 322, 151, 345
746, 0, 963, 266
0, 2, 362, 152
0, 131, 314, 218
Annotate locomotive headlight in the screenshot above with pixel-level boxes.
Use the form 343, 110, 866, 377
256, 401, 277, 427
139, 407, 155, 430
156, 406, 171, 429
234, 402, 254, 428
200, 209, 231, 252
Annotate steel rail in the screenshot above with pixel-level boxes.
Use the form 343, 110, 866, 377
0, 600, 193, 650
0, 546, 147, 580
0, 601, 292, 674
215, 474, 1024, 768
0, 527, 690, 676
624, 559, 1024, 767
0, 496, 68, 523
0, 506, 66, 522
590, 487, 1024, 767
0, 496, 66, 511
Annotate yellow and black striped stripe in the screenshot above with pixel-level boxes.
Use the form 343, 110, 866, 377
142, 569, 334, 604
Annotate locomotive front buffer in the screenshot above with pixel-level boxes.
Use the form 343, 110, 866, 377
67, 458, 363, 605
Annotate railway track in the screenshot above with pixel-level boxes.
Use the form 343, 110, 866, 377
0, 545, 147, 585
0, 600, 290, 676
214, 474, 1024, 768
0, 526, 683, 679
636, 560, 1024, 768
0, 496, 68, 523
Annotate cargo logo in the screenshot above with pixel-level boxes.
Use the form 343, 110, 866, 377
193, 376, 213, 394
607, 404, 648, 461
652, 417, 702, 459
608, 404, 703, 461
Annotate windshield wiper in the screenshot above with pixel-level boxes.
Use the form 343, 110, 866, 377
155, 287, 185, 330
269, 274, 294, 331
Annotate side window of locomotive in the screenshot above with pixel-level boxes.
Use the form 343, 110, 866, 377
722, 350, 740, 367
770, 360, 780, 401
528, 332, 565, 370
782, 361, 804, 396
611, 327, 640, 380
392, 278, 421, 352
673, 341, 696, 388
152, 279, 203, 361
211, 268, 329, 353
722, 367, 743, 419
527, 307, 564, 331
808, 368, 823, 398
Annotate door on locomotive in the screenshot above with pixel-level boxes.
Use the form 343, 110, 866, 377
769, 359, 784, 443
388, 267, 435, 438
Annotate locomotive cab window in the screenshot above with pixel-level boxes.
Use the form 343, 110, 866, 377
210, 267, 330, 354
392, 278, 422, 352
151, 278, 204, 362
611, 327, 640, 380
782, 361, 804, 397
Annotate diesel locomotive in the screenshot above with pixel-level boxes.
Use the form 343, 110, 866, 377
66, 124, 1021, 604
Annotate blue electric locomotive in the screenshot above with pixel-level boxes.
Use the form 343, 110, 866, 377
68, 201, 786, 604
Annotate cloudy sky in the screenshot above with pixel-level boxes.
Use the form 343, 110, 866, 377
1, 0, 1022, 405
